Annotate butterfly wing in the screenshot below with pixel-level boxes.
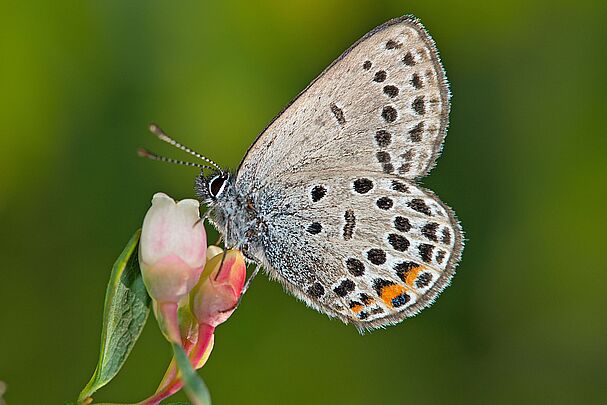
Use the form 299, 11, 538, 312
251, 172, 462, 329
234, 15, 461, 329
237, 15, 450, 190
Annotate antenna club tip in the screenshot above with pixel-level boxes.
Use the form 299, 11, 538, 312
137, 148, 151, 157
148, 123, 160, 133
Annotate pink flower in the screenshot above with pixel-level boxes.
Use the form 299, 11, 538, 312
139, 192, 207, 343
191, 249, 247, 327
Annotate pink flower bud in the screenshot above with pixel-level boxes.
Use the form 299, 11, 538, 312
191, 249, 246, 327
140, 192, 207, 342
138, 249, 246, 404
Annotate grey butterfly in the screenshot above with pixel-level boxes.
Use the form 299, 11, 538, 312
142, 15, 463, 331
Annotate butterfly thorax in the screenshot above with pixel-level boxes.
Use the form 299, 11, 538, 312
196, 172, 268, 262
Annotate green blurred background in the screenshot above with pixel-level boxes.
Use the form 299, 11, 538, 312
1, 0, 606, 404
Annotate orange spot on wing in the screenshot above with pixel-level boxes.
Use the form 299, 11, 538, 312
380, 284, 407, 307
350, 304, 364, 314
405, 266, 424, 286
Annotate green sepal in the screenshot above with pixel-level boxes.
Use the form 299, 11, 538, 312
77, 230, 151, 403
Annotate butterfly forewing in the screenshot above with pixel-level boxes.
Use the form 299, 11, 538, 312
237, 15, 450, 190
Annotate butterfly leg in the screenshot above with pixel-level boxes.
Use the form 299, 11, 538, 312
213, 218, 233, 280
213, 243, 233, 281
193, 207, 214, 229
242, 265, 260, 296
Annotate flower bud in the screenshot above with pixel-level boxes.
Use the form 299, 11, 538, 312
191, 249, 246, 327
139, 192, 207, 342
138, 249, 245, 404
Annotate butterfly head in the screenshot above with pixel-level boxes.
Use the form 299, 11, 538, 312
194, 170, 231, 203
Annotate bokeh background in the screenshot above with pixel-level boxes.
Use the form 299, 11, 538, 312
1, 1, 606, 404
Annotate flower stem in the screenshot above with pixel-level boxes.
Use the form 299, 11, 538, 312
158, 301, 181, 344
154, 338, 195, 394
190, 323, 215, 368
138, 324, 215, 405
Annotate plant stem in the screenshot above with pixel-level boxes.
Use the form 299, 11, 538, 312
137, 323, 215, 405
158, 302, 181, 344
154, 337, 195, 394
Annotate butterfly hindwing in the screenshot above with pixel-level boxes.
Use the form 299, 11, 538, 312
253, 172, 462, 329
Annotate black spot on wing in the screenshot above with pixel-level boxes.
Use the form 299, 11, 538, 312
412, 96, 425, 115
330, 103, 346, 125
343, 210, 356, 240
373, 70, 387, 82
391, 293, 410, 308
307, 222, 322, 234
410, 73, 423, 89
391, 180, 409, 193
394, 216, 411, 232
408, 199, 432, 216
382, 106, 398, 122
376, 151, 391, 163
442, 228, 451, 245
334, 279, 355, 297
436, 250, 446, 264
353, 178, 373, 194
376, 197, 393, 210
360, 293, 373, 305
383, 85, 399, 98
307, 283, 324, 298
346, 258, 364, 276
418, 244, 434, 263
311, 185, 326, 202
375, 130, 391, 147
367, 249, 386, 265
382, 163, 394, 174
421, 222, 439, 242
415, 272, 433, 288
408, 122, 424, 142
398, 163, 411, 174
385, 40, 401, 49
403, 52, 415, 66
388, 233, 409, 251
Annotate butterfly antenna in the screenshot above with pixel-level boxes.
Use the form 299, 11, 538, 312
148, 123, 223, 172
137, 148, 214, 170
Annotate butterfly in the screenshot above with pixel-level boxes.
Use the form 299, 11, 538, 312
140, 15, 463, 331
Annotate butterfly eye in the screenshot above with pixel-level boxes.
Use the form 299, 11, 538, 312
208, 174, 227, 198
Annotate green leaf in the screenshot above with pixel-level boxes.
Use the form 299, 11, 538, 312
172, 343, 212, 405
78, 230, 151, 403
